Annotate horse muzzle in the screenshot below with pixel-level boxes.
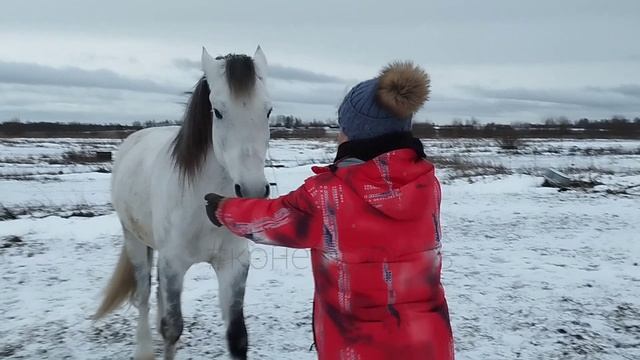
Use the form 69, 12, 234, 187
234, 183, 270, 198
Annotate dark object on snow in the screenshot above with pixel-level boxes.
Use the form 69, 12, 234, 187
62, 150, 110, 164
0, 205, 18, 221
543, 169, 573, 188
542, 169, 601, 190
1, 235, 23, 249
95, 167, 112, 173
96, 151, 112, 162
496, 134, 522, 150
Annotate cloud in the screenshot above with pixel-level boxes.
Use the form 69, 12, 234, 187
173, 58, 200, 71
0, 61, 180, 94
588, 84, 640, 98
418, 85, 640, 123
3, 0, 639, 125
612, 85, 640, 97
172, 58, 349, 84
460, 85, 640, 109
269, 65, 348, 84
0, 81, 344, 124
269, 80, 347, 106
0, 83, 182, 123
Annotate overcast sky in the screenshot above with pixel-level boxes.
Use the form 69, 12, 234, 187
1, 0, 639, 124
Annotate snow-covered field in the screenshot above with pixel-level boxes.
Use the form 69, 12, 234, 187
1, 137, 639, 359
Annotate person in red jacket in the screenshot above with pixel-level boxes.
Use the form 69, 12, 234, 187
205, 61, 454, 359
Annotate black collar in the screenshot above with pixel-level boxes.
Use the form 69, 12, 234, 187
334, 132, 426, 164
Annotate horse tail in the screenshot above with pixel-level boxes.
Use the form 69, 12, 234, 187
93, 246, 136, 319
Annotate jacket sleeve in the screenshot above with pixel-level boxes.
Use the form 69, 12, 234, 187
216, 184, 322, 249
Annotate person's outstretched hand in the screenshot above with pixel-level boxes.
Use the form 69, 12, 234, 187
205, 193, 226, 227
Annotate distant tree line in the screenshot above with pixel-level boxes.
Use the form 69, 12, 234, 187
0, 119, 140, 137
270, 115, 338, 129
131, 120, 183, 128
1, 116, 638, 139
412, 116, 640, 139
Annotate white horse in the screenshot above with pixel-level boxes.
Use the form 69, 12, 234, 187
94, 47, 272, 360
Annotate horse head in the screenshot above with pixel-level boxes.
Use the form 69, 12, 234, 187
173, 47, 272, 198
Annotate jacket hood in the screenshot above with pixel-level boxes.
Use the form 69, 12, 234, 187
315, 149, 437, 221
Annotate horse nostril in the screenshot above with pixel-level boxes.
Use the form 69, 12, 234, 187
264, 184, 270, 198
234, 184, 243, 198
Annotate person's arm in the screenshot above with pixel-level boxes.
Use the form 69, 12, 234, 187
205, 184, 321, 249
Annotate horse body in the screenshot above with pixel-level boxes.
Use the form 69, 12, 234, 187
95, 47, 272, 360
112, 126, 232, 256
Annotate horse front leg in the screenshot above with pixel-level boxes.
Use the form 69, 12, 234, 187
157, 252, 190, 360
212, 239, 250, 360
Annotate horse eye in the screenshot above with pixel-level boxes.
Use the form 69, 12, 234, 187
213, 108, 223, 120
267, 108, 273, 119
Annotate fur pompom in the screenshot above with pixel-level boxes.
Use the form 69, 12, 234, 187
376, 61, 430, 119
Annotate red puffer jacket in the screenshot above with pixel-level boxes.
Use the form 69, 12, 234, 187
217, 149, 454, 360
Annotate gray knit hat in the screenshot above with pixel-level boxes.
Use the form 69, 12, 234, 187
338, 61, 430, 140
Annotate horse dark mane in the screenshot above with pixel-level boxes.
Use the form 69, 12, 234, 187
171, 76, 212, 181
170, 54, 257, 182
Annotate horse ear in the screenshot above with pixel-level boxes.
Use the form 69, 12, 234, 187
201, 47, 223, 81
254, 46, 268, 80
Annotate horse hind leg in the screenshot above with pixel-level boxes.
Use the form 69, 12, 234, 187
212, 245, 250, 360
124, 229, 155, 360
157, 252, 189, 360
